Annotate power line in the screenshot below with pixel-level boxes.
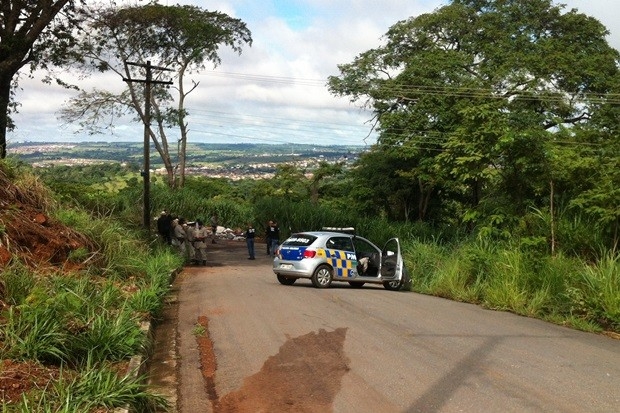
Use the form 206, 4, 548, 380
199, 70, 620, 104
184, 107, 608, 148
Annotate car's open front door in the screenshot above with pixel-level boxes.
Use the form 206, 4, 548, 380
380, 238, 408, 291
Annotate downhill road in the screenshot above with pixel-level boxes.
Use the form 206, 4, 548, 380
148, 240, 620, 413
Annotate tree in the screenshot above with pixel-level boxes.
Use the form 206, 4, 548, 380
0, 0, 82, 159
272, 164, 308, 201
329, 0, 620, 227
60, 3, 252, 187
308, 161, 343, 205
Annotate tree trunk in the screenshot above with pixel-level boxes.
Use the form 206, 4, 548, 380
310, 183, 319, 205
472, 178, 481, 207
550, 180, 556, 256
417, 178, 433, 221
0, 75, 10, 159
177, 65, 190, 188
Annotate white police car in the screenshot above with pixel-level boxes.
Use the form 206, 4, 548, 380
272, 228, 410, 291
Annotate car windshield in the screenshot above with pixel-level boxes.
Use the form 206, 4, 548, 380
282, 234, 317, 247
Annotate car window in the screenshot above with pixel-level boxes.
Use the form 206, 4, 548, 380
353, 237, 377, 254
282, 234, 317, 247
326, 236, 354, 251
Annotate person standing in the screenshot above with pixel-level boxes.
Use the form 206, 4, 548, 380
185, 220, 196, 265
245, 222, 256, 260
210, 213, 219, 244
193, 220, 209, 266
268, 220, 280, 257
265, 220, 272, 255
157, 210, 172, 245
172, 218, 187, 258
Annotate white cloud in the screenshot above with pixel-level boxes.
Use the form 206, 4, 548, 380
7, 0, 620, 147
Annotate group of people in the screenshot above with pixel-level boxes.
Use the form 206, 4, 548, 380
158, 210, 281, 265
157, 210, 218, 266
245, 219, 280, 261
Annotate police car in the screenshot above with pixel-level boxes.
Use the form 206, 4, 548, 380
272, 228, 410, 291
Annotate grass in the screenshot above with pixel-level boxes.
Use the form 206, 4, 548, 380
6, 360, 168, 412
577, 253, 620, 329
192, 323, 207, 337
0, 306, 68, 364
404, 237, 619, 333
0, 262, 37, 306
1, 164, 181, 411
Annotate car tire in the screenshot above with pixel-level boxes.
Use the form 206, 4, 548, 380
311, 264, 333, 288
348, 281, 365, 288
277, 275, 296, 285
383, 270, 411, 291
383, 279, 403, 291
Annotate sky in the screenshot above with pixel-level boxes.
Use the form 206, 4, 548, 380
7, 0, 620, 147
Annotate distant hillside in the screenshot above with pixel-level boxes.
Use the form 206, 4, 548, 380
8, 141, 366, 179
9, 141, 364, 165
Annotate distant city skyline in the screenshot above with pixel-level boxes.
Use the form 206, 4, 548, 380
7, 0, 620, 147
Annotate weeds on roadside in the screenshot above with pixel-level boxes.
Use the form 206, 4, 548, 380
576, 252, 620, 330
192, 323, 207, 337
3, 359, 168, 413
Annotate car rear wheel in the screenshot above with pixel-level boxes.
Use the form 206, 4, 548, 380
277, 275, 296, 285
383, 279, 403, 291
383, 270, 411, 291
311, 264, 333, 288
348, 281, 365, 288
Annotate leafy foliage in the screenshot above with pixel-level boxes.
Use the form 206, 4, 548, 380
0, 0, 84, 159
328, 0, 620, 251
60, 3, 252, 187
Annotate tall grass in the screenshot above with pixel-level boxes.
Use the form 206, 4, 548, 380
403, 234, 618, 331
577, 253, 620, 329
0, 262, 37, 306
402, 241, 445, 292
70, 310, 146, 364
150, 183, 253, 229
6, 360, 167, 412
0, 305, 68, 363
482, 250, 539, 315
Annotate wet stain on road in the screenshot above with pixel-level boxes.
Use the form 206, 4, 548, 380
195, 316, 350, 413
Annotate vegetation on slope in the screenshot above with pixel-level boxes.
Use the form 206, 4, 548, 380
0, 160, 183, 412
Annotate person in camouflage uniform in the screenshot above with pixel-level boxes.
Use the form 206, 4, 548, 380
193, 220, 209, 266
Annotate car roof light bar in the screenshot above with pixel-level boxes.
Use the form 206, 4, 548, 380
321, 227, 356, 234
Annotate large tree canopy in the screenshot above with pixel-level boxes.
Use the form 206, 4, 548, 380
60, 3, 252, 187
329, 0, 620, 234
0, 0, 82, 159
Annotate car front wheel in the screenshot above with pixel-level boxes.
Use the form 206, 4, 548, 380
311, 264, 333, 288
277, 275, 296, 285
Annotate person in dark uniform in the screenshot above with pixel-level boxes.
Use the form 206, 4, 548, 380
245, 222, 256, 260
157, 210, 172, 245
268, 220, 280, 257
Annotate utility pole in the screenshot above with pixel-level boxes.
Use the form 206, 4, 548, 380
123, 61, 173, 232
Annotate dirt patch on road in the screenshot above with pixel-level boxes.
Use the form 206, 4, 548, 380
196, 316, 219, 404
195, 315, 350, 413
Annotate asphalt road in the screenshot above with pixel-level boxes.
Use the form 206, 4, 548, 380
148, 240, 620, 413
